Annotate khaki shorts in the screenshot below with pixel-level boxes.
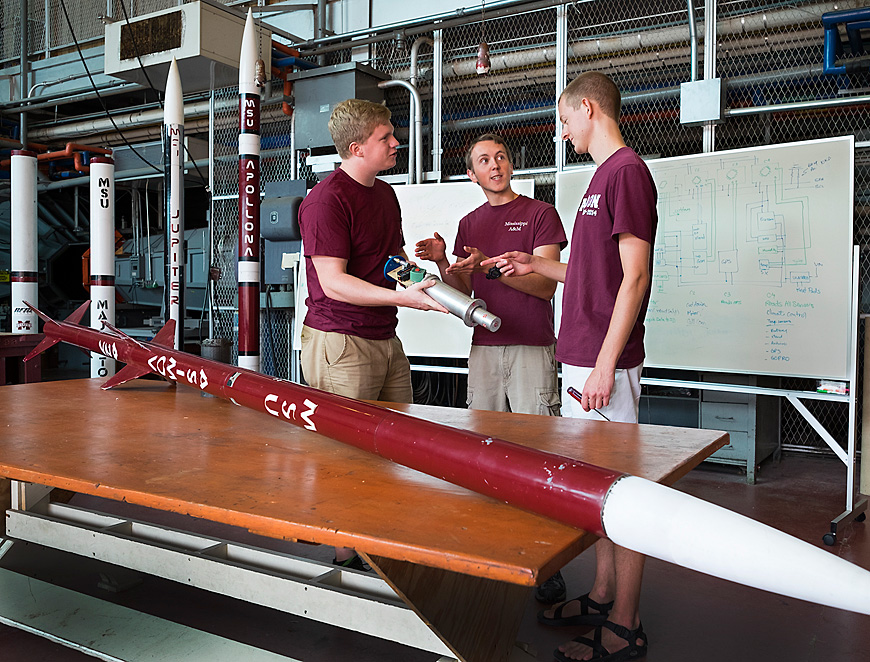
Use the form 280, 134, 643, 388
300, 325, 413, 403
467, 344, 561, 416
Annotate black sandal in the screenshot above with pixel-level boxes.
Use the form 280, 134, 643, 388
553, 620, 648, 662
537, 592, 614, 627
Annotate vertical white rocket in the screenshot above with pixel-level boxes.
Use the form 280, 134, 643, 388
10, 150, 38, 334
163, 58, 185, 350
237, 9, 261, 372
89, 156, 116, 378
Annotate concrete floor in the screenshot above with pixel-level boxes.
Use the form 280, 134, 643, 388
1, 453, 868, 661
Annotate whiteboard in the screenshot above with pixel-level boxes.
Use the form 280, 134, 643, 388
293, 180, 535, 358
395, 180, 534, 358
556, 136, 855, 380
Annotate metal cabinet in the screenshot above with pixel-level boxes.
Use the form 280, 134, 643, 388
640, 372, 780, 484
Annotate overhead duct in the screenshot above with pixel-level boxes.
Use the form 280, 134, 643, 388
104, 0, 271, 94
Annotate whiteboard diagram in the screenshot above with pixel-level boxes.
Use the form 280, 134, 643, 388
556, 136, 854, 379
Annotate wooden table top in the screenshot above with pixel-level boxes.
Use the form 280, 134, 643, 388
0, 378, 726, 585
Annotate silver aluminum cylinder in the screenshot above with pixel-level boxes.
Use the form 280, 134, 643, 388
423, 277, 501, 332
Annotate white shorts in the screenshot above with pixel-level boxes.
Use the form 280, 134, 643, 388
561, 363, 643, 423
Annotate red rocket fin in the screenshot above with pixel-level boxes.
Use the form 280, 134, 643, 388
21, 300, 82, 362
23, 335, 61, 362
101, 321, 132, 339
101, 363, 153, 390
149, 320, 177, 350
65, 301, 92, 326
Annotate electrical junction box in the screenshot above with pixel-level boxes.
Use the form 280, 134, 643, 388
104, 0, 271, 93
680, 78, 725, 125
261, 180, 307, 286
287, 62, 391, 150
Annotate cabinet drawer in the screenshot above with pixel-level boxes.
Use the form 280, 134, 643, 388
710, 430, 749, 460
701, 402, 750, 432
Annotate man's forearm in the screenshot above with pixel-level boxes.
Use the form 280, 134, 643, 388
528, 255, 568, 283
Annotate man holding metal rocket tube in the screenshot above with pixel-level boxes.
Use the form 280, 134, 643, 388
485, 72, 657, 662
297, 99, 447, 569
414, 133, 567, 420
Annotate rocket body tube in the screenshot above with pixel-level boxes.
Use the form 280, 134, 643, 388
163, 58, 185, 350
22, 301, 870, 617
237, 9, 261, 373
11, 150, 38, 333
89, 156, 116, 378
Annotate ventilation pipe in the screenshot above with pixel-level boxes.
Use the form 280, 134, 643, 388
688, 0, 699, 82
379, 80, 422, 185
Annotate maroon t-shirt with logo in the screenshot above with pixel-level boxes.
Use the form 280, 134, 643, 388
556, 147, 658, 368
299, 168, 404, 340
454, 195, 567, 346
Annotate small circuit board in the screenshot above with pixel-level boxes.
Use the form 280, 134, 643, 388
384, 255, 427, 286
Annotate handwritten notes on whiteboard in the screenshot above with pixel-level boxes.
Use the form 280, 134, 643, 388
556, 136, 854, 379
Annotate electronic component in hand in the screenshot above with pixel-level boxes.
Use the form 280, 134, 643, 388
384, 255, 501, 332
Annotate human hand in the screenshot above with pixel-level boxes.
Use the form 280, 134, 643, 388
398, 279, 449, 313
446, 246, 489, 276
480, 251, 535, 277
580, 367, 615, 412
414, 232, 447, 263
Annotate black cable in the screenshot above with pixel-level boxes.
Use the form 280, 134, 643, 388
57, 0, 160, 172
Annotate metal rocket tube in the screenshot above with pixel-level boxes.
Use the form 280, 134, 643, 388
421, 276, 501, 331
10, 150, 38, 334
89, 156, 116, 378
22, 302, 870, 616
237, 9, 261, 373
163, 57, 185, 350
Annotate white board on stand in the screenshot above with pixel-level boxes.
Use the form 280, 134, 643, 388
395, 180, 534, 358
293, 179, 535, 359
556, 136, 854, 380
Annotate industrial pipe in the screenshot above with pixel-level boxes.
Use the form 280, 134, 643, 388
410, 36, 434, 88
22, 302, 870, 617
687, 0, 698, 82
378, 79, 422, 185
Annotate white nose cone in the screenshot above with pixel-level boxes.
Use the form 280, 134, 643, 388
602, 475, 870, 615
163, 57, 184, 127
239, 9, 259, 96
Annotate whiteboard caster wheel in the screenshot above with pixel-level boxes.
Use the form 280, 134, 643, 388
823, 532, 836, 546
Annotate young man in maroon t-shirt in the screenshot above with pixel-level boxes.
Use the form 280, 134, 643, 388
484, 73, 657, 662
298, 98, 447, 570
414, 134, 566, 417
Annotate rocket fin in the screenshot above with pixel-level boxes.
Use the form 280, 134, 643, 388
23, 336, 61, 362
101, 321, 133, 339
65, 301, 92, 326
150, 320, 177, 350
22, 300, 55, 325
101, 364, 152, 390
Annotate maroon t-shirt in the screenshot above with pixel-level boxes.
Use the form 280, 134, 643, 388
298, 168, 404, 340
556, 147, 658, 368
454, 195, 567, 346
